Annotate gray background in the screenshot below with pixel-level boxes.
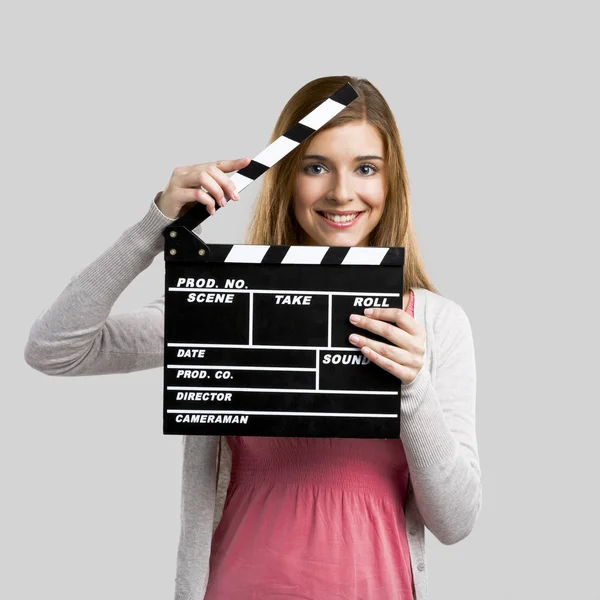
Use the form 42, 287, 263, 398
2, 0, 599, 598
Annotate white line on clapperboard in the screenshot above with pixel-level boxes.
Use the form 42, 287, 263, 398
168, 288, 398, 295
167, 386, 396, 395
169, 344, 363, 350
167, 365, 314, 371
328, 296, 332, 347
166, 410, 397, 418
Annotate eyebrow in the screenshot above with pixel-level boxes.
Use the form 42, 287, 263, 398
302, 154, 384, 162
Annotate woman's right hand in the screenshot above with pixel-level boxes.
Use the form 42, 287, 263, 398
156, 157, 252, 219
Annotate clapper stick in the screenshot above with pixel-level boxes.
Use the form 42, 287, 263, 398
161, 82, 406, 439
169, 82, 359, 240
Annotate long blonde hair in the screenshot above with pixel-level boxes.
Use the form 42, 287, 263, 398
245, 75, 439, 295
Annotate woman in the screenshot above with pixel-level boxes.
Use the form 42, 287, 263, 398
24, 75, 481, 600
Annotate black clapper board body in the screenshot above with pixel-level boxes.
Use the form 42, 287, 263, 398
162, 231, 405, 439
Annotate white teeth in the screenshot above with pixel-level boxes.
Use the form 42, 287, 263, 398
323, 212, 360, 223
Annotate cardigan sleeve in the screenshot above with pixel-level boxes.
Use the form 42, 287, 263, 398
399, 302, 481, 545
174, 434, 220, 600
23, 194, 182, 376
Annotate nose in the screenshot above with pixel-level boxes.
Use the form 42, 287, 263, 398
326, 171, 355, 204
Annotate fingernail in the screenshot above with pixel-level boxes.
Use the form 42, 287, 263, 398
349, 314, 360, 323
364, 308, 374, 315
349, 334, 359, 343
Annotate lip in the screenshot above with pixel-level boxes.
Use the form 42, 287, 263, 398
316, 210, 365, 229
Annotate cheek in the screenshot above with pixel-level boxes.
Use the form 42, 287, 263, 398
293, 182, 318, 214
375, 181, 388, 206
365, 188, 386, 214
365, 190, 386, 223
291, 196, 309, 226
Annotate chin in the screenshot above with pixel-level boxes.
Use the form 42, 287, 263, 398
312, 231, 367, 247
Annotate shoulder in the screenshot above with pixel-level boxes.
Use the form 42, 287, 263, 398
418, 287, 468, 321
416, 288, 474, 348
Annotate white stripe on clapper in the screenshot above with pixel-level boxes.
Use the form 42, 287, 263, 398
299, 98, 346, 130
225, 245, 270, 263
281, 246, 330, 264
342, 247, 389, 265
228, 172, 255, 194
253, 136, 300, 167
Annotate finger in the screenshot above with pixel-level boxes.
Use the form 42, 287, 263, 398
349, 312, 410, 349
215, 157, 251, 173
358, 344, 410, 381
361, 307, 420, 335
348, 333, 413, 366
171, 166, 192, 178
192, 171, 227, 207
176, 170, 224, 206
194, 188, 217, 215
207, 164, 240, 202
176, 187, 216, 215
175, 157, 249, 177
177, 158, 250, 202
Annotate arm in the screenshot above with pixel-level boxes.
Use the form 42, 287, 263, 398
400, 302, 481, 545
23, 194, 182, 376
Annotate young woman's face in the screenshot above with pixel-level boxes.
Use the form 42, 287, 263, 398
293, 121, 387, 247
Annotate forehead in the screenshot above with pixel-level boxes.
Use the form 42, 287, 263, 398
304, 121, 383, 154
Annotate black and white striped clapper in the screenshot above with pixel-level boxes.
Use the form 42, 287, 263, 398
161, 82, 406, 438
167, 82, 360, 232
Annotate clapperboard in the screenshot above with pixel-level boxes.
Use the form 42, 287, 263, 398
161, 82, 405, 439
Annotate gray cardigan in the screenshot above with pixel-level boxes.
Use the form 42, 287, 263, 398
24, 196, 482, 600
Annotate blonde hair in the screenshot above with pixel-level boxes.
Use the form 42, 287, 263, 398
245, 75, 440, 296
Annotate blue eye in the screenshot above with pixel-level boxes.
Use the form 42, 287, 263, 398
303, 163, 379, 176
358, 164, 377, 175
305, 164, 325, 175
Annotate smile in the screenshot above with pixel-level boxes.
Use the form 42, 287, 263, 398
316, 211, 365, 228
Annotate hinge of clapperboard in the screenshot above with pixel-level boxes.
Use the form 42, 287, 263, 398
160, 82, 360, 491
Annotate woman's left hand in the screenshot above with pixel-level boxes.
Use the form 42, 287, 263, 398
348, 308, 426, 385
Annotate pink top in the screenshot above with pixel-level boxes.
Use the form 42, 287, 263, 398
205, 290, 415, 600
